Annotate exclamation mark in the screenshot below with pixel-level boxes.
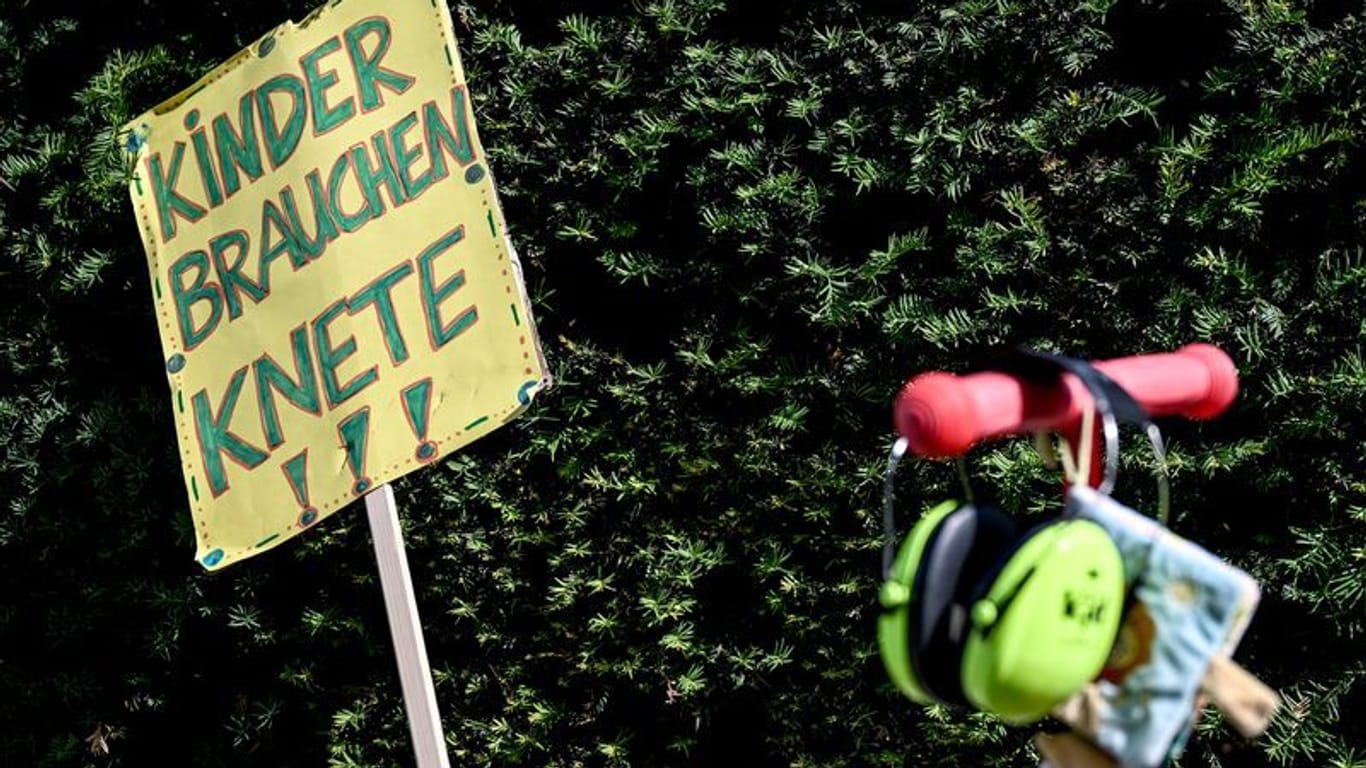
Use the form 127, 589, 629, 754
338, 407, 373, 496
282, 450, 318, 529
402, 378, 438, 463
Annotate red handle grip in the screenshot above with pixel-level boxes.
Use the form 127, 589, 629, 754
893, 344, 1239, 459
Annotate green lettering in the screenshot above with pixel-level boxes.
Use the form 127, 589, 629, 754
388, 111, 428, 198
258, 200, 309, 291
169, 250, 223, 349
417, 226, 478, 349
327, 151, 371, 233
253, 325, 321, 449
192, 367, 270, 497
422, 88, 475, 176
313, 298, 378, 409
256, 74, 306, 169
210, 229, 266, 320
213, 94, 264, 197
344, 17, 415, 111
302, 37, 356, 136
190, 127, 223, 208
351, 133, 407, 219
282, 175, 338, 261
350, 262, 414, 366
149, 144, 207, 242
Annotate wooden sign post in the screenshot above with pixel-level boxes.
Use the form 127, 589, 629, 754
366, 483, 452, 768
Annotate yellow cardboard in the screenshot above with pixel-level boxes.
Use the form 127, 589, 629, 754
122, 0, 549, 570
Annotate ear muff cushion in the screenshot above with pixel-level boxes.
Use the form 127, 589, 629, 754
878, 499, 959, 703
905, 502, 1017, 706
960, 519, 1126, 723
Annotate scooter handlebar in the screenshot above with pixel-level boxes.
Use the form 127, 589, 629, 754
893, 344, 1239, 458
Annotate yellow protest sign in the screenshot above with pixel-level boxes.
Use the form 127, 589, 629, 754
122, 0, 549, 571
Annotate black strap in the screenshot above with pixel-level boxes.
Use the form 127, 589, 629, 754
981, 346, 1169, 517
987, 347, 1152, 429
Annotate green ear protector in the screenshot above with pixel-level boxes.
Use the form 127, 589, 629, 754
877, 349, 1170, 724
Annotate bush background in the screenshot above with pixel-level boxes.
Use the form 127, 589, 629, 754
1, 0, 1362, 765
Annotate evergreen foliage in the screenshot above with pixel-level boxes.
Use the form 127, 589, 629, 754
1, 0, 1363, 766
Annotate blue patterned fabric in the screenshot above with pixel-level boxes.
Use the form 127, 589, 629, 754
1060, 485, 1260, 768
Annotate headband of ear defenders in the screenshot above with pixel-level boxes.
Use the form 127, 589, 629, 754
980, 346, 1169, 517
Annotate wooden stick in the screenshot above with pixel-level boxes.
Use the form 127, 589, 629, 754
365, 483, 452, 768
1201, 656, 1281, 739
1034, 732, 1117, 768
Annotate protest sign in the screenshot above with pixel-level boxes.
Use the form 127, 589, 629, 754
123, 0, 549, 571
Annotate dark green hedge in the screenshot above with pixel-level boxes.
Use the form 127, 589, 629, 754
2, 0, 1363, 766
